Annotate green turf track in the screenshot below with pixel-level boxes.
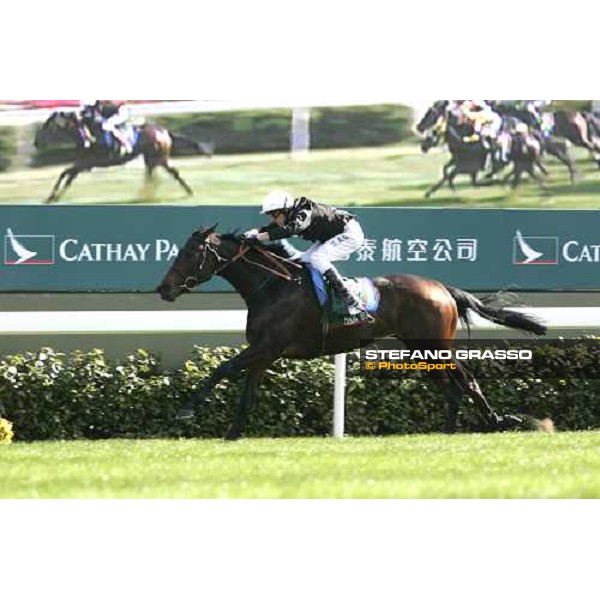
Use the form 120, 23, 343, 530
3, 144, 600, 208
1, 432, 599, 498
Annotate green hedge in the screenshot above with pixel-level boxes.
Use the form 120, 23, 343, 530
156, 104, 414, 155
1, 343, 600, 442
0, 127, 15, 171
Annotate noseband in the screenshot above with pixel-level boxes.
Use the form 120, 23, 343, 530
179, 240, 246, 291
179, 238, 300, 291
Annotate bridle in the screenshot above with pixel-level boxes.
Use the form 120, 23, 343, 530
178, 236, 302, 292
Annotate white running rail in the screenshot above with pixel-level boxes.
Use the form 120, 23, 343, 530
2, 306, 598, 439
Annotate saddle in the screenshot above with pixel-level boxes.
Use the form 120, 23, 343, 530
83, 124, 139, 156
307, 266, 380, 331
102, 126, 140, 156
249, 243, 379, 333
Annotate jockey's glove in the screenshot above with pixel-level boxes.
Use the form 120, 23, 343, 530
243, 229, 259, 240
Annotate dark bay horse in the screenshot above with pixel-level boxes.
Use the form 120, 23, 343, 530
157, 225, 550, 441
496, 105, 600, 160
417, 102, 577, 189
35, 111, 212, 203
418, 105, 490, 198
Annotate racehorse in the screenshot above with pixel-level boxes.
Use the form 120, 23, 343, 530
495, 104, 600, 160
502, 128, 548, 190
157, 225, 550, 441
417, 103, 491, 197
418, 102, 577, 189
492, 104, 587, 178
35, 111, 212, 203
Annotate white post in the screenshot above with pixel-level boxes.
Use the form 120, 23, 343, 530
333, 353, 346, 438
290, 107, 311, 158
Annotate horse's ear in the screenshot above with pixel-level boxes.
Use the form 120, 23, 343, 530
204, 223, 218, 235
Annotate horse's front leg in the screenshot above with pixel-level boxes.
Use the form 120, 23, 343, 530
46, 166, 84, 204
178, 352, 247, 419
425, 163, 453, 198
46, 166, 73, 203
178, 345, 280, 437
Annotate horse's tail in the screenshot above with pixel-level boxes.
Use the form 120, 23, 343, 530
170, 134, 214, 157
445, 286, 547, 336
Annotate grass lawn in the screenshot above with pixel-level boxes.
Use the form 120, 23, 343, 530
2, 143, 600, 208
1, 431, 599, 498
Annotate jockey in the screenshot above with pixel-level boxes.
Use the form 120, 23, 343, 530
243, 190, 372, 316
83, 100, 132, 155
497, 100, 551, 132
526, 100, 551, 132
460, 100, 503, 148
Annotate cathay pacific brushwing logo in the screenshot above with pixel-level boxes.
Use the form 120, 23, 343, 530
513, 230, 558, 265
4, 229, 55, 265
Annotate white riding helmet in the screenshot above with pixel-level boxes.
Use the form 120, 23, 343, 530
261, 190, 294, 214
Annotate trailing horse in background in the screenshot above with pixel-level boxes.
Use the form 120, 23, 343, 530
418, 102, 577, 188
420, 106, 492, 197
157, 225, 551, 440
503, 128, 548, 190
35, 111, 213, 203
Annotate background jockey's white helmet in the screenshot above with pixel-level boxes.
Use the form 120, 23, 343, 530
261, 190, 294, 214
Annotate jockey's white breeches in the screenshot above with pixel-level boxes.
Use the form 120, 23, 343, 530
102, 110, 129, 133
476, 112, 502, 138
300, 219, 365, 274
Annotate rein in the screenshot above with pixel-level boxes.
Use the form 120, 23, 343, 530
181, 239, 302, 291
242, 245, 302, 281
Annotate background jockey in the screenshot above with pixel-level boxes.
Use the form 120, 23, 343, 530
243, 190, 373, 317
82, 100, 132, 154
460, 100, 503, 148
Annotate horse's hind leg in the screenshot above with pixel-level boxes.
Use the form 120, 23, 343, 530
447, 166, 460, 191
226, 364, 268, 441
427, 369, 464, 433
510, 166, 523, 189
531, 165, 549, 193
535, 159, 549, 176
141, 158, 158, 199
451, 360, 527, 432
548, 140, 578, 183
163, 163, 194, 196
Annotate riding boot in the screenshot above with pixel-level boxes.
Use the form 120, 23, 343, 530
323, 268, 374, 323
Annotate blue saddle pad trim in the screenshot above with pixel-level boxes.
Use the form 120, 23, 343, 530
308, 266, 380, 312
102, 128, 140, 152
130, 127, 141, 149
102, 131, 113, 149
309, 267, 328, 306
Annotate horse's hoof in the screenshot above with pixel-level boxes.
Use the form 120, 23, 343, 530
503, 413, 524, 428
176, 408, 194, 420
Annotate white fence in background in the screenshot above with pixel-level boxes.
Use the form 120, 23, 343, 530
2, 306, 598, 438
0, 99, 412, 127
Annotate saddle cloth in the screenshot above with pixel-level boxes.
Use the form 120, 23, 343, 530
308, 266, 380, 327
102, 126, 140, 154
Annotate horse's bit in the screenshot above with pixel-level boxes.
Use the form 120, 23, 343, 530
180, 239, 301, 292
